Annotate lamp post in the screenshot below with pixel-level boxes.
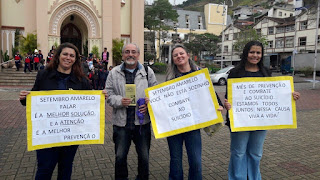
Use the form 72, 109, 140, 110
313, 0, 320, 89
158, 19, 164, 62
217, 0, 233, 69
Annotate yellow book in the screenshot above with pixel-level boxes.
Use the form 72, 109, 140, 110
125, 84, 136, 106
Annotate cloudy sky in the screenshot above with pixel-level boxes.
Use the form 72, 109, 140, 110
145, 0, 187, 5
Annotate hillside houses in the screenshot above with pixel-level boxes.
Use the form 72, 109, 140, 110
219, 7, 319, 70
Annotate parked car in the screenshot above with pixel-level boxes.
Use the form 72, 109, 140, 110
210, 65, 234, 85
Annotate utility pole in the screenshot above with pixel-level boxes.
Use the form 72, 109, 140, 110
313, 0, 320, 89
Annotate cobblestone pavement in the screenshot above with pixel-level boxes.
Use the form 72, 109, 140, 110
0, 73, 319, 179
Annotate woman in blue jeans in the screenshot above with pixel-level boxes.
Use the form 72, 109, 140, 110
224, 41, 300, 180
166, 44, 224, 180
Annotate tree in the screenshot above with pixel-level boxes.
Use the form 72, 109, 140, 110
91, 45, 100, 59
145, 0, 179, 61
184, 33, 221, 60
19, 33, 38, 55
112, 38, 124, 65
233, 27, 267, 53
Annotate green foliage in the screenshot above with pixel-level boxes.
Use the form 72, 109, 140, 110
19, 33, 38, 55
145, 0, 179, 31
144, 52, 156, 63
91, 45, 100, 59
112, 38, 124, 65
184, 33, 220, 58
300, 67, 313, 76
233, 27, 267, 53
203, 63, 221, 73
83, 39, 88, 57
53, 41, 59, 49
150, 62, 167, 73
0, 50, 10, 62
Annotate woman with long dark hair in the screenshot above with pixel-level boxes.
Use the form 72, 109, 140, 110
224, 41, 300, 180
19, 42, 106, 179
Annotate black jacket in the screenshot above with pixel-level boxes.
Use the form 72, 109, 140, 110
224, 66, 271, 126
21, 69, 91, 106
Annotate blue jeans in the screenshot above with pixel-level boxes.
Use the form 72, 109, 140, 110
35, 145, 79, 180
113, 123, 151, 180
167, 129, 202, 180
228, 130, 267, 180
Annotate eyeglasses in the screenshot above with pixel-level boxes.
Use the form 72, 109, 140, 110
124, 50, 138, 55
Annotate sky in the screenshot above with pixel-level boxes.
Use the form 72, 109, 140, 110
145, 0, 187, 6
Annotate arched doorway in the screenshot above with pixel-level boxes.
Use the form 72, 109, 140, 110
61, 23, 82, 54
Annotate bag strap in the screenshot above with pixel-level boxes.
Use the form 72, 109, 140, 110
144, 64, 149, 83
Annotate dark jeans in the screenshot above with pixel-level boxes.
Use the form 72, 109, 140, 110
24, 63, 31, 72
113, 123, 151, 180
167, 129, 202, 180
35, 145, 79, 180
15, 61, 20, 71
34, 62, 39, 71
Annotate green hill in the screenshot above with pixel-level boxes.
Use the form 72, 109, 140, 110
177, 0, 317, 12
177, 0, 267, 12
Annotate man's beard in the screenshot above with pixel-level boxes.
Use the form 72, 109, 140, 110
125, 56, 136, 65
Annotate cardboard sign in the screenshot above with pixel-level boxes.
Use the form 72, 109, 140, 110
145, 68, 223, 139
26, 90, 105, 151
228, 76, 297, 132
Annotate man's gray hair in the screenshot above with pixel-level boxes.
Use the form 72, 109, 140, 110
122, 43, 140, 54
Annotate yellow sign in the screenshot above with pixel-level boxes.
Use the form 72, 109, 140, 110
228, 76, 297, 132
145, 68, 223, 139
125, 84, 136, 106
26, 90, 105, 151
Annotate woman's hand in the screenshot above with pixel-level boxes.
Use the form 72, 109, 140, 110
217, 106, 223, 111
224, 99, 231, 110
19, 90, 30, 100
292, 91, 300, 101
102, 90, 108, 99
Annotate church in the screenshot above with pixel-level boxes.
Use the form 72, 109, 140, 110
0, 0, 145, 65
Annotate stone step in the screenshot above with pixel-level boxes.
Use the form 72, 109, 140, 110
0, 79, 36, 83
0, 68, 37, 86
0, 82, 35, 86
0, 74, 37, 78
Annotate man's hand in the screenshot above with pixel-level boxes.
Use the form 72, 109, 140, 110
121, 97, 131, 107
139, 104, 148, 115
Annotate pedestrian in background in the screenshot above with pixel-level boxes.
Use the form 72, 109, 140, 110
165, 44, 224, 180
19, 42, 107, 180
224, 41, 300, 180
14, 51, 22, 71
24, 52, 32, 73
101, 47, 109, 69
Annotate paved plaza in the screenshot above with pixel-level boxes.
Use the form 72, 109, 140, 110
0, 73, 320, 179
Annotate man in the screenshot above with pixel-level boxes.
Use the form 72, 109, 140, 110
33, 49, 40, 71
105, 43, 157, 180
14, 51, 22, 71
101, 47, 109, 69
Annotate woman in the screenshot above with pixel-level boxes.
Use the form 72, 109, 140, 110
19, 43, 107, 180
166, 44, 224, 180
224, 41, 300, 180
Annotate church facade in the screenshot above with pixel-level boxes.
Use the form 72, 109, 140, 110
0, 0, 145, 65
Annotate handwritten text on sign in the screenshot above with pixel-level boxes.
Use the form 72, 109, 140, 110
228, 77, 297, 132
27, 91, 105, 151
146, 69, 223, 138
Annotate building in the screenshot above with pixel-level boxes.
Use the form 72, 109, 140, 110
0, 0, 145, 66
145, 3, 230, 63
219, 7, 320, 70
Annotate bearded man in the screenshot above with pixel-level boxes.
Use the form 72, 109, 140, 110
105, 43, 157, 180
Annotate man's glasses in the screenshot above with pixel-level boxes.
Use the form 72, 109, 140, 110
124, 50, 138, 55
